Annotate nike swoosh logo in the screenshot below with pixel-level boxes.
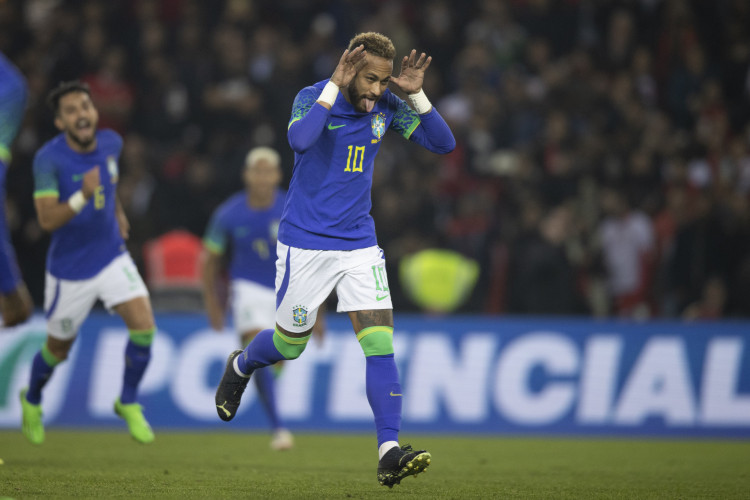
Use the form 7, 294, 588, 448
390, 391, 402, 397
327, 123, 346, 130
376, 295, 389, 301
216, 402, 231, 418
72, 173, 84, 181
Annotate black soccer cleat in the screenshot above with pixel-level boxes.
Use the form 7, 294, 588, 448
377, 444, 431, 488
215, 349, 251, 422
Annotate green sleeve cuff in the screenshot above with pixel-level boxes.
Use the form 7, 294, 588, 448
203, 239, 224, 255
33, 189, 59, 199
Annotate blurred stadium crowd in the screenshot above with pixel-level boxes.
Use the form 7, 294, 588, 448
2, 0, 750, 318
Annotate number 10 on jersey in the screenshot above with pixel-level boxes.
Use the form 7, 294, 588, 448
345, 145, 365, 172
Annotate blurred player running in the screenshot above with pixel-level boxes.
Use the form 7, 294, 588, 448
20, 81, 156, 445
215, 32, 455, 487
0, 52, 33, 327
203, 146, 322, 450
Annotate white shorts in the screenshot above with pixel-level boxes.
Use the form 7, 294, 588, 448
44, 252, 149, 340
231, 278, 276, 334
275, 241, 393, 333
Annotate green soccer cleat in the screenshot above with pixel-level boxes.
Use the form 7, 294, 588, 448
114, 399, 155, 444
377, 444, 431, 488
19, 388, 44, 445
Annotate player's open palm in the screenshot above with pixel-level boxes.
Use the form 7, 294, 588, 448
330, 45, 367, 88
391, 49, 432, 95
82, 166, 100, 198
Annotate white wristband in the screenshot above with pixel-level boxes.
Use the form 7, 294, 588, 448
408, 89, 432, 114
68, 190, 87, 214
318, 81, 340, 107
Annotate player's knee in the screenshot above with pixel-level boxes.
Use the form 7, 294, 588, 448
43, 341, 68, 364
272, 327, 311, 360
356, 326, 394, 357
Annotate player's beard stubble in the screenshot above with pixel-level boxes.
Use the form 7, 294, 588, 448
65, 119, 97, 150
347, 80, 380, 113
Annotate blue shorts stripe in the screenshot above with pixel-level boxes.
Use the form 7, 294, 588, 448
276, 246, 291, 311
45, 279, 61, 319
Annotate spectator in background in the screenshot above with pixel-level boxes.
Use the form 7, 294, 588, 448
682, 275, 727, 320
667, 190, 730, 314
508, 204, 586, 314
81, 46, 134, 134
597, 187, 655, 317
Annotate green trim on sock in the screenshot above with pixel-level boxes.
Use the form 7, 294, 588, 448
356, 326, 393, 342
272, 327, 310, 360
273, 327, 310, 344
41, 343, 62, 367
128, 328, 155, 346
356, 326, 394, 357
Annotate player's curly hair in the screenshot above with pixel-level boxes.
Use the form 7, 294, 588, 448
46, 80, 92, 114
347, 32, 396, 60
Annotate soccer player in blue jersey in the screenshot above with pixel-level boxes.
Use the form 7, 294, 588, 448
202, 146, 295, 451
215, 32, 455, 487
0, 53, 33, 327
19, 81, 156, 445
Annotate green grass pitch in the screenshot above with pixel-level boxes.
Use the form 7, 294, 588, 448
1, 430, 749, 499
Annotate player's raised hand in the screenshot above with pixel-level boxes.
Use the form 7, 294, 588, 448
390, 49, 432, 95
82, 166, 100, 199
330, 45, 367, 88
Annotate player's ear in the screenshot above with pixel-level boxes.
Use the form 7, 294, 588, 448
54, 115, 65, 131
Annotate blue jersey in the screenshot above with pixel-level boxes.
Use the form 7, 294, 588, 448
0, 52, 27, 163
33, 130, 125, 279
203, 189, 285, 287
281, 79, 455, 250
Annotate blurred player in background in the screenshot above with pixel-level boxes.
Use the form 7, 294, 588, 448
215, 32, 455, 487
203, 146, 320, 451
0, 52, 33, 327
20, 81, 156, 445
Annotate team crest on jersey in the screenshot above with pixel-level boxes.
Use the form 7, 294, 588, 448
371, 112, 386, 141
107, 155, 118, 183
292, 305, 308, 327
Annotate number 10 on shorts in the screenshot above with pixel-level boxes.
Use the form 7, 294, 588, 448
372, 264, 389, 297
